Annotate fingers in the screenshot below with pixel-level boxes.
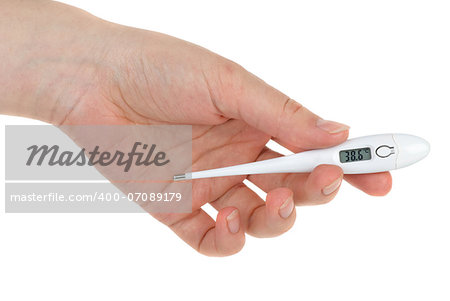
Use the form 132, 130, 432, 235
249, 147, 392, 200
201, 207, 246, 256
210, 183, 296, 238
251, 164, 343, 206
248, 148, 343, 205
300, 165, 344, 205
156, 208, 245, 257
211, 60, 349, 149
344, 172, 392, 196
156, 182, 297, 256
248, 187, 297, 238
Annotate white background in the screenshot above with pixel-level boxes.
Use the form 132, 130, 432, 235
1, 0, 449, 300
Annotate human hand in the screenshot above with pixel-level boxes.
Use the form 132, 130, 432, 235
0, 0, 392, 256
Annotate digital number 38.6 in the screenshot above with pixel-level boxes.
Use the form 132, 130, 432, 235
339, 147, 371, 163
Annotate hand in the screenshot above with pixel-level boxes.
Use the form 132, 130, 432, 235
0, 0, 392, 256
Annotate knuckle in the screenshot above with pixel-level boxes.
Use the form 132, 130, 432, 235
276, 98, 304, 137
281, 98, 304, 119
218, 59, 245, 96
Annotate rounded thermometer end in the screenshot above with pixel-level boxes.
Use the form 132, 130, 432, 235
393, 134, 430, 169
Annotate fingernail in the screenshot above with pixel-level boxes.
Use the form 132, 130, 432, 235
322, 178, 342, 196
226, 209, 240, 234
316, 119, 350, 134
279, 195, 294, 219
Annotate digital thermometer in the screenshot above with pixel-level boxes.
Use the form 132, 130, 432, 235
173, 134, 430, 181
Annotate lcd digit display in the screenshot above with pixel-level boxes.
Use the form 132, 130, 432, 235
339, 147, 371, 163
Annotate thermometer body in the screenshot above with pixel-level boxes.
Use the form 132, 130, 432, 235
174, 134, 429, 181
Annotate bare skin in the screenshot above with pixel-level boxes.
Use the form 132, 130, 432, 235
0, 0, 392, 256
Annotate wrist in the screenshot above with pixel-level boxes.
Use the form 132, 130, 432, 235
0, 0, 114, 124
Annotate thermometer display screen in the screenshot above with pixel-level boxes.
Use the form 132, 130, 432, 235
339, 147, 371, 163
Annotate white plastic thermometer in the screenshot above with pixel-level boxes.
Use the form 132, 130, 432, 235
173, 134, 429, 181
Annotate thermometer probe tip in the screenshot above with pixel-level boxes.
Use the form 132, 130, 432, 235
173, 173, 191, 181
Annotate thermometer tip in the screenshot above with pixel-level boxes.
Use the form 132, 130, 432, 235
173, 173, 191, 181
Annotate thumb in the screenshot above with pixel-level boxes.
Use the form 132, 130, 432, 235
212, 60, 350, 150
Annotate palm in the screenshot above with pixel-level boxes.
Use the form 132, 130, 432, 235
63, 46, 272, 221
188, 120, 270, 209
